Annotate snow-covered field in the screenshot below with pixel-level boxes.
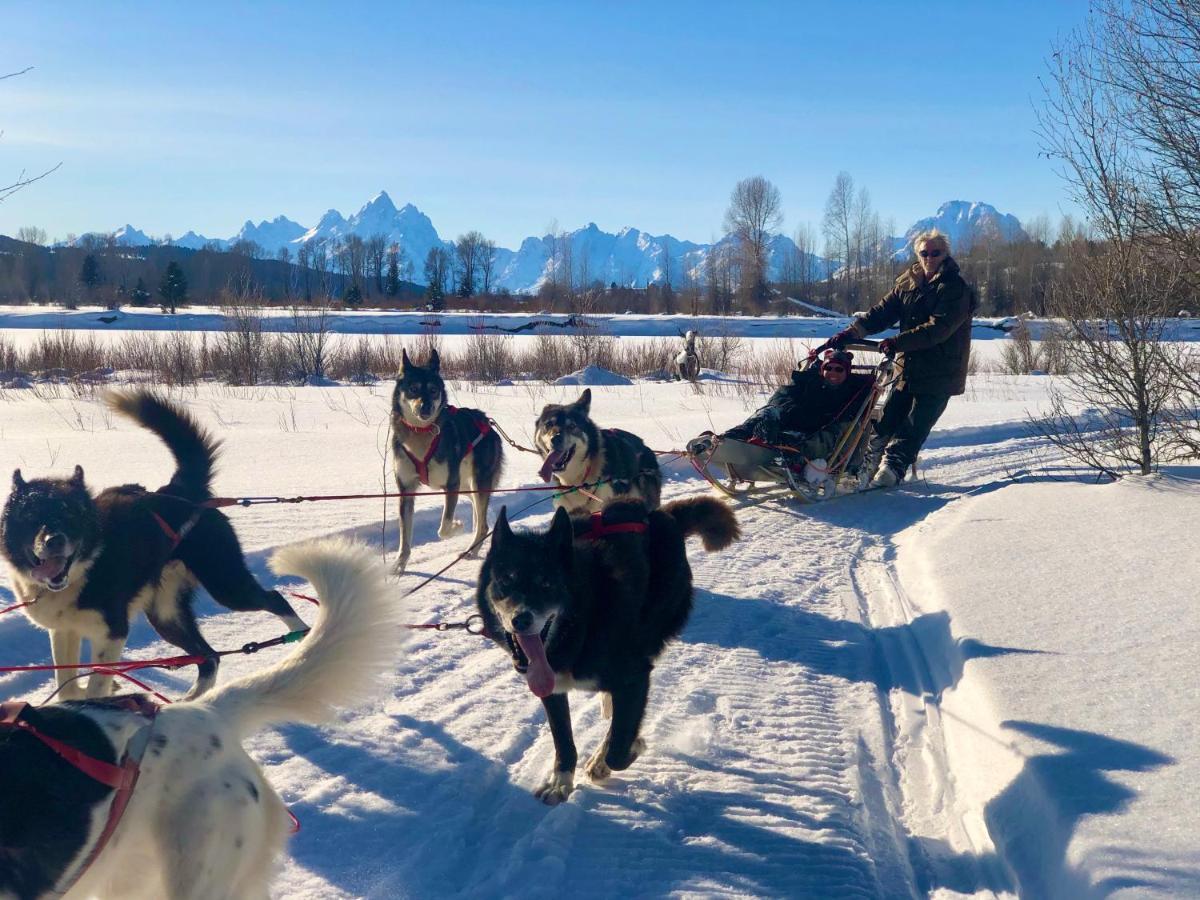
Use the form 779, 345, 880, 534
1, 373, 1196, 898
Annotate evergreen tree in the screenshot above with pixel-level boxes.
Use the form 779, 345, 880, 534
344, 283, 363, 306
424, 246, 449, 310
159, 261, 187, 314
385, 248, 400, 296
79, 254, 101, 292
130, 276, 151, 306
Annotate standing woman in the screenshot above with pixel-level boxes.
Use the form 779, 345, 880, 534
831, 229, 974, 487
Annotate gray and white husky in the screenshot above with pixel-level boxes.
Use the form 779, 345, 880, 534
533, 389, 662, 514
390, 348, 504, 574
674, 330, 700, 382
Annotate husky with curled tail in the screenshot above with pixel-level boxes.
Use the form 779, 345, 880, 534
0, 539, 402, 900
0, 390, 307, 700
477, 496, 739, 805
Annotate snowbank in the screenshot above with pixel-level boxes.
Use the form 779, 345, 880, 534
552, 365, 633, 386
895, 474, 1200, 897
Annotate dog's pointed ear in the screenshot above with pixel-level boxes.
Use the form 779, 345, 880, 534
12, 469, 26, 492
70, 465, 85, 488
548, 506, 573, 559
491, 505, 512, 550
574, 388, 592, 415
429, 347, 440, 372
400, 348, 411, 374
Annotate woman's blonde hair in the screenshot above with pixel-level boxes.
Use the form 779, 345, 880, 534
913, 229, 951, 257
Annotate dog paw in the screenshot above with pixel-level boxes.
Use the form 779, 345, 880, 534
627, 737, 646, 764
438, 519, 464, 539
601, 737, 646, 775
57, 683, 86, 701
391, 554, 410, 576
585, 747, 611, 782
534, 771, 575, 805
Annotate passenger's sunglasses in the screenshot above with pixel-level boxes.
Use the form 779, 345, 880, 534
918, 249, 943, 259
822, 364, 847, 374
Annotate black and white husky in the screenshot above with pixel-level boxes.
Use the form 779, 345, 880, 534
477, 497, 738, 805
0, 391, 306, 700
674, 330, 700, 381
390, 348, 504, 574
533, 389, 662, 514
0, 539, 400, 900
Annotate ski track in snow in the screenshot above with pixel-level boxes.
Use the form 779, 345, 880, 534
0, 384, 1052, 898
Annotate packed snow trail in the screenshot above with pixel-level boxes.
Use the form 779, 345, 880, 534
260, 486, 914, 899
262, 450, 1042, 898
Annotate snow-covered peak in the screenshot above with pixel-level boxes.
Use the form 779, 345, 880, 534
112, 224, 153, 246
229, 215, 306, 255
894, 200, 1026, 258
173, 230, 222, 250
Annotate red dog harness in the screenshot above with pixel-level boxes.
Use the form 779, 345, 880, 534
581, 511, 648, 541
1, 697, 158, 894
400, 406, 492, 486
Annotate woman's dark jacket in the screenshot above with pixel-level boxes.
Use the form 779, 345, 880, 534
851, 256, 974, 396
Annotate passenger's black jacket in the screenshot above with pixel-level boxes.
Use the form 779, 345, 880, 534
726, 366, 872, 443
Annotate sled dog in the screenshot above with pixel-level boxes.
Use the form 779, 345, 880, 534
0, 391, 307, 701
533, 389, 662, 514
0, 539, 399, 900
674, 330, 701, 382
476, 497, 738, 804
390, 348, 504, 573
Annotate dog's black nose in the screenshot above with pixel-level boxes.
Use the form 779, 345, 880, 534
42, 532, 66, 555
512, 611, 534, 634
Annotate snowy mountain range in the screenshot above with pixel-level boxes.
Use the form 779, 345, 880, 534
60, 193, 1025, 294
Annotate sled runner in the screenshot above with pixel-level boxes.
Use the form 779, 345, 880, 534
689, 340, 898, 503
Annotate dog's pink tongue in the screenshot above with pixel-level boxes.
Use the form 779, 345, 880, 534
515, 631, 555, 698
538, 450, 564, 483
32, 556, 67, 580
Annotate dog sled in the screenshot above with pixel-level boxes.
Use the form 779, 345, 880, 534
689, 340, 898, 503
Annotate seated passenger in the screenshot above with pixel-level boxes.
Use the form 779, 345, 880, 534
687, 349, 872, 482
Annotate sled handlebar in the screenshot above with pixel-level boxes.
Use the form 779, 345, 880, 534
807, 337, 890, 363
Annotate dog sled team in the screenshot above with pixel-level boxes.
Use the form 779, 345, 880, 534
0, 229, 971, 898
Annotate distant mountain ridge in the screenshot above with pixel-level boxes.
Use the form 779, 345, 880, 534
57, 193, 1025, 293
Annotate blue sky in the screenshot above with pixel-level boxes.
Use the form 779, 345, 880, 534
1, 1, 1088, 248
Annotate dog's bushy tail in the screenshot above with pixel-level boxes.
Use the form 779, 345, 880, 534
663, 496, 739, 551
200, 539, 401, 737
108, 390, 220, 501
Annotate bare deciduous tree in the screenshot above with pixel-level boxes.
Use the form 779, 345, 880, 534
2, 68, 62, 204
822, 172, 858, 311
15, 225, 47, 245
1085, 1, 1200, 281
454, 230, 488, 297
365, 233, 389, 296
1034, 246, 1193, 476
1036, 15, 1200, 475
479, 236, 497, 295
724, 175, 782, 310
